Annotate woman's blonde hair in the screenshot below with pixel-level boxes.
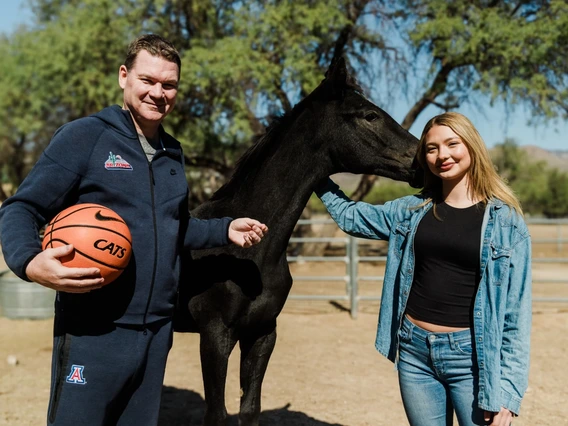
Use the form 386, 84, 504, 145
415, 112, 523, 215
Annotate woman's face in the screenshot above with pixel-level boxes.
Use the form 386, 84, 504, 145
423, 125, 472, 185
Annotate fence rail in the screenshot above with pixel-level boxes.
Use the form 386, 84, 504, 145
287, 218, 568, 318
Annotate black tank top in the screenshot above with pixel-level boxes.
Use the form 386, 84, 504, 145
405, 202, 485, 328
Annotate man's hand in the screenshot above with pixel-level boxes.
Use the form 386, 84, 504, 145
25, 245, 105, 293
484, 407, 514, 426
228, 218, 268, 248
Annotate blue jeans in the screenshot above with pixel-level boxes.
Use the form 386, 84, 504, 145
397, 316, 485, 426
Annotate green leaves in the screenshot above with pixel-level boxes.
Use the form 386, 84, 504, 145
403, 0, 568, 117
492, 140, 568, 217
1, 0, 567, 209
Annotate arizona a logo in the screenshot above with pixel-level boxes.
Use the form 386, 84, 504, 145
66, 364, 87, 385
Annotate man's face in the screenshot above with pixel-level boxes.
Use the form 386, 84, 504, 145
118, 50, 179, 134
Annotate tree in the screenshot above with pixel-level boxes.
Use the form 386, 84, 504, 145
491, 139, 549, 215
1, 0, 568, 207
491, 139, 568, 218
542, 169, 568, 218
2, 0, 382, 202
351, 0, 568, 199
0, 0, 145, 196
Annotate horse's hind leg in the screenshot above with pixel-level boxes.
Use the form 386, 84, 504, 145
238, 323, 277, 426
200, 321, 238, 426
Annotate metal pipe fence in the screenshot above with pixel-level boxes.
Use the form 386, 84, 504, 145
287, 218, 568, 318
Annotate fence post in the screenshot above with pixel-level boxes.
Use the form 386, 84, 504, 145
348, 236, 359, 319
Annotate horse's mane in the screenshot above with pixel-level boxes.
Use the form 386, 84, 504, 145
210, 75, 363, 201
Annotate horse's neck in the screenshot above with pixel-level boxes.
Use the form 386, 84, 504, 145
204, 131, 330, 251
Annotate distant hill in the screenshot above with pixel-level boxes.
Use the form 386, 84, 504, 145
520, 145, 568, 171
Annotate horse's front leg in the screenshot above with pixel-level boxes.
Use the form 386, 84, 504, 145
200, 320, 238, 426
237, 321, 277, 426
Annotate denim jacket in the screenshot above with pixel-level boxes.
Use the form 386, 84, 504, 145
316, 179, 532, 415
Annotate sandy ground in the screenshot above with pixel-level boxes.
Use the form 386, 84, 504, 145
1, 299, 567, 426
1, 223, 567, 425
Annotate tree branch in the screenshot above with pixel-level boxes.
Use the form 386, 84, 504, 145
332, 0, 372, 62
351, 175, 379, 201
400, 62, 457, 130
273, 79, 293, 113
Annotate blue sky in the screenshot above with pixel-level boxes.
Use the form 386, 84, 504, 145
2, 1, 567, 152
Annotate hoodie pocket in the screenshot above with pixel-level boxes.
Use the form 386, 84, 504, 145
47, 333, 72, 424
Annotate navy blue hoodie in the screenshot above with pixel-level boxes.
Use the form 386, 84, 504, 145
0, 105, 231, 325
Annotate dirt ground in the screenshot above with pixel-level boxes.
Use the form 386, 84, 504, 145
1, 224, 568, 425
1, 299, 568, 425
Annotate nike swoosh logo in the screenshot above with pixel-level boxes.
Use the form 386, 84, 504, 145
95, 210, 123, 223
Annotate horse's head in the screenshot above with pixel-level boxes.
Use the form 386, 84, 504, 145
309, 57, 422, 187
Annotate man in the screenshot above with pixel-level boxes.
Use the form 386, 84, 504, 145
0, 34, 267, 425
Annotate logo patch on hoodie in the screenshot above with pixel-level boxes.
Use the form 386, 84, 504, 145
104, 152, 133, 171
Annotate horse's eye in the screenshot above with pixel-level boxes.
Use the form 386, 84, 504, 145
364, 111, 379, 122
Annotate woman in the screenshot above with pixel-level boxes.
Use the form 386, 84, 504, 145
316, 112, 531, 425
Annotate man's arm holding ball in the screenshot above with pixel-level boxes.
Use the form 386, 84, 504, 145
26, 216, 268, 291
25, 245, 105, 293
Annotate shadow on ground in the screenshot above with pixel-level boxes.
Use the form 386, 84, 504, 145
159, 386, 344, 426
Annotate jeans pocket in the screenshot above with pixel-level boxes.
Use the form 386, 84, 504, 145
398, 322, 412, 344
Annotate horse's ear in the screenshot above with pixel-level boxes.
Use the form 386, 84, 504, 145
325, 56, 348, 86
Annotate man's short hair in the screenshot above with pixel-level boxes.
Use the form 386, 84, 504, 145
124, 34, 181, 73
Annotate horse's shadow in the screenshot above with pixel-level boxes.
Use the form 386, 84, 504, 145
159, 386, 344, 426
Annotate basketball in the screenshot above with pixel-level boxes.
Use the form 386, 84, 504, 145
42, 203, 132, 284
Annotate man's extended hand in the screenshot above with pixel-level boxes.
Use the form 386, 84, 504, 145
25, 245, 105, 293
228, 218, 268, 248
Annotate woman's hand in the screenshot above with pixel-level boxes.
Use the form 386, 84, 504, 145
484, 407, 514, 426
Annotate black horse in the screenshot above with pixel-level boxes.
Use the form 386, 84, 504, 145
175, 58, 421, 426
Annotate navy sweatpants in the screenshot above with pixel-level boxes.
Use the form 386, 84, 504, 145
46, 317, 173, 426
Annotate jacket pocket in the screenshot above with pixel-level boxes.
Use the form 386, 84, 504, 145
392, 222, 411, 259
489, 242, 512, 286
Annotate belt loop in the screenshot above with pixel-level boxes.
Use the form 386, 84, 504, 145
447, 332, 456, 350
405, 316, 414, 340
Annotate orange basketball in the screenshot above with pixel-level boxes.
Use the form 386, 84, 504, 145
42, 203, 132, 284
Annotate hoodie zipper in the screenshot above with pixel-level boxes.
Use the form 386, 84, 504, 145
142, 159, 159, 330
